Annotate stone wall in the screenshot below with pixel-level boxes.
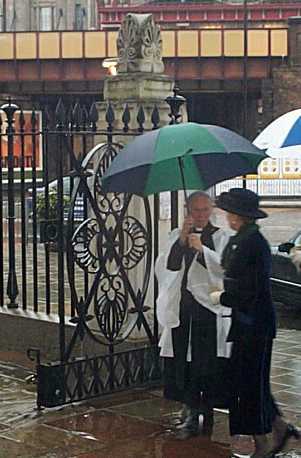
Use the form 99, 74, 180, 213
261, 16, 301, 129
272, 66, 301, 119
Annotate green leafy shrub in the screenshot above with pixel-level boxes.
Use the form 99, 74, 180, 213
36, 190, 70, 220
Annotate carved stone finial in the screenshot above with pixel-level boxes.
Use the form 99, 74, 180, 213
117, 13, 164, 74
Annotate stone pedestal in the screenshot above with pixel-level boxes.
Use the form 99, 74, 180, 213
104, 73, 174, 102
94, 12, 188, 343
97, 73, 186, 134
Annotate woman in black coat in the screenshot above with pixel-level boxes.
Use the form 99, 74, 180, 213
211, 188, 299, 458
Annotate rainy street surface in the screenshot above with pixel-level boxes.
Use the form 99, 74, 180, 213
0, 205, 300, 457
0, 328, 301, 458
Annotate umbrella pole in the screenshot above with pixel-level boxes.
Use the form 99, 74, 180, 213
178, 157, 188, 205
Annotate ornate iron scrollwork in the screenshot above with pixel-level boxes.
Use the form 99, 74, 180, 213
72, 218, 101, 273
66, 142, 152, 351
121, 216, 148, 270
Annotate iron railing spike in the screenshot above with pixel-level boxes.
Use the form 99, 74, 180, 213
82, 105, 88, 129
72, 101, 82, 130
19, 108, 25, 129
89, 102, 98, 131
105, 102, 115, 125
67, 105, 73, 128
122, 103, 131, 132
151, 105, 160, 129
31, 109, 38, 130
137, 105, 145, 132
55, 98, 66, 128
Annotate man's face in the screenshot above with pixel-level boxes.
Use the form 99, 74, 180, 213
188, 196, 213, 228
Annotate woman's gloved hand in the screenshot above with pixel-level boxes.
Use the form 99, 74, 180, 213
209, 291, 223, 305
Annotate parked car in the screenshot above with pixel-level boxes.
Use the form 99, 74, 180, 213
271, 230, 301, 307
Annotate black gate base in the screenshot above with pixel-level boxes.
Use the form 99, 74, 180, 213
28, 346, 162, 409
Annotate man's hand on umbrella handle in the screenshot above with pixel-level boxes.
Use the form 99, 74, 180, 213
179, 215, 194, 244
187, 234, 203, 253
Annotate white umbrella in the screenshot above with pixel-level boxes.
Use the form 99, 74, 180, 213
253, 109, 301, 158
264, 146, 301, 160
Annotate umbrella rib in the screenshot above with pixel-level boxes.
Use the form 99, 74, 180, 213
177, 151, 192, 205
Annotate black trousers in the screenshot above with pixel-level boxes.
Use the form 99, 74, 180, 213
228, 334, 281, 436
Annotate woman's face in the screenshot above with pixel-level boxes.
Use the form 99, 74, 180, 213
226, 211, 244, 231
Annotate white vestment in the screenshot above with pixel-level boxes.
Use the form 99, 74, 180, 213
155, 227, 232, 360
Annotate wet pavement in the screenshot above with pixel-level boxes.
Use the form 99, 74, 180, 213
0, 329, 301, 458
1, 206, 301, 455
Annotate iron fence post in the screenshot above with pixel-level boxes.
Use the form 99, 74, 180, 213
2, 102, 19, 308
165, 86, 186, 126
55, 99, 66, 362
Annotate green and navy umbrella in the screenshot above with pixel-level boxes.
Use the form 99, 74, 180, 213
102, 122, 267, 199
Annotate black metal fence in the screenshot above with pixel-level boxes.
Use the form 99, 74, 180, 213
1, 93, 300, 408
0, 91, 186, 407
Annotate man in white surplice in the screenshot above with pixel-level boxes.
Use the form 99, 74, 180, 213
155, 191, 232, 439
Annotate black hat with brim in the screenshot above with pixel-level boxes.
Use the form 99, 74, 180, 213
216, 188, 267, 219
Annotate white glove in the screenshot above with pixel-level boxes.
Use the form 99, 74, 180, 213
210, 291, 223, 306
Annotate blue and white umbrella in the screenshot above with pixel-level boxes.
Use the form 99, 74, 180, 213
253, 109, 301, 158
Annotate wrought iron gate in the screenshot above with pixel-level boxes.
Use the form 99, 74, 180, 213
0, 91, 185, 408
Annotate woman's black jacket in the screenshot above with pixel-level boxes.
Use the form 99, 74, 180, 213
220, 223, 276, 341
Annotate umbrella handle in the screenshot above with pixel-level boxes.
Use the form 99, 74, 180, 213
178, 156, 188, 205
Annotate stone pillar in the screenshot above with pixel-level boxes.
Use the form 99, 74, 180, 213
96, 72, 177, 152
96, 12, 186, 135
95, 13, 187, 342
101, 73, 175, 131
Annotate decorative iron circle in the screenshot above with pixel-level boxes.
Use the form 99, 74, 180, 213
67, 142, 153, 347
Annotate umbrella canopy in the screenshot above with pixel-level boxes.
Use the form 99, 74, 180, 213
253, 109, 301, 158
102, 122, 266, 197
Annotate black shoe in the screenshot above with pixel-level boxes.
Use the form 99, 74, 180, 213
271, 423, 300, 455
201, 409, 214, 436
174, 425, 200, 440
176, 408, 199, 430
175, 409, 199, 440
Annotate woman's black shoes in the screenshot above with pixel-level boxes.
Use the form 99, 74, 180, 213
174, 408, 200, 440
202, 409, 214, 436
271, 423, 300, 455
